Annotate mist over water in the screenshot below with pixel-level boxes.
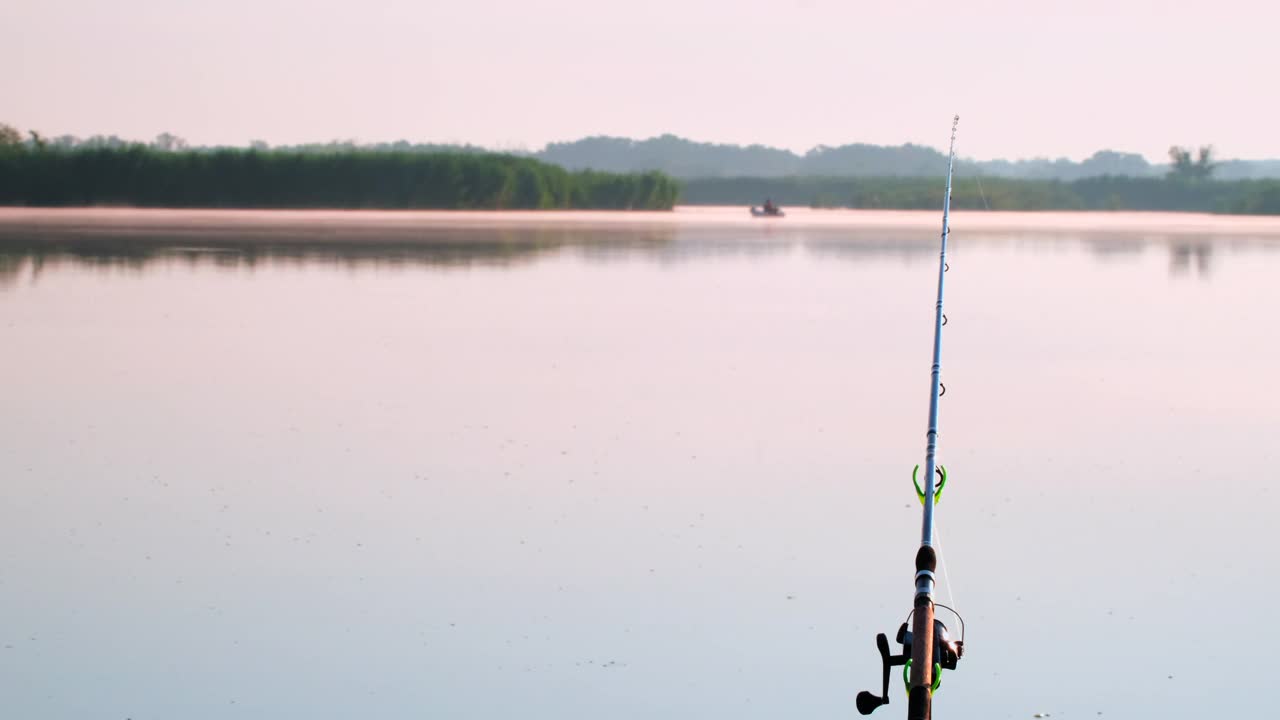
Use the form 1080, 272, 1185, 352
1, 210, 1277, 720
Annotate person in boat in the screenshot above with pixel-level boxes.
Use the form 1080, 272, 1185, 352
763, 198, 777, 214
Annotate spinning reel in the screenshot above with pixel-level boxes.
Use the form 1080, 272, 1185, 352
855, 607, 965, 715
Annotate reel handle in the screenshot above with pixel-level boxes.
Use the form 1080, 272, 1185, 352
855, 633, 894, 715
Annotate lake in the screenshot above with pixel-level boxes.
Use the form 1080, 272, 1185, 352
2, 207, 1278, 720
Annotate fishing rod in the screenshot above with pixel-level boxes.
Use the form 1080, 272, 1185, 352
856, 115, 966, 720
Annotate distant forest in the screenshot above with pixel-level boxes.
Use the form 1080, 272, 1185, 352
537, 135, 1280, 181
14, 127, 1280, 182
541, 135, 1280, 181
0, 126, 679, 210
682, 146, 1280, 214
2, 124, 1278, 214
681, 176, 1280, 215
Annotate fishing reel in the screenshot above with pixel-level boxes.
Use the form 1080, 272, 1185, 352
855, 609, 965, 715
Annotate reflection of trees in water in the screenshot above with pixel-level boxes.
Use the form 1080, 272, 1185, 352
1172, 235, 1280, 277
1169, 240, 1212, 277
1082, 234, 1280, 277
0, 252, 28, 288
612, 227, 801, 264
0, 245, 155, 288
804, 232, 936, 263
998, 232, 1277, 277
0, 225, 962, 278
3, 224, 1278, 283
1082, 235, 1146, 258
0, 226, 677, 279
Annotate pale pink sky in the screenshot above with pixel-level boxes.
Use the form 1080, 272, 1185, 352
2, 0, 1274, 160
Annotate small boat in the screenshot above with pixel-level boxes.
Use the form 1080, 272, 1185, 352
750, 206, 785, 218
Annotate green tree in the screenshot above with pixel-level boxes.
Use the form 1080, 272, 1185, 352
152, 132, 188, 151
1168, 145, 1215, 180
0, 146, 679, 210
0, 123, 22, 148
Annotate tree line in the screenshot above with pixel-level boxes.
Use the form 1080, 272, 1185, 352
2, 124, 1277, 214
680, 174, 1280, 214
0, 127, 679, 210
538, 135, 1280, 181
12, 125, 1280, 182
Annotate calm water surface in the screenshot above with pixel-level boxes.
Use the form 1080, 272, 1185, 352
1, 209, 1278, 720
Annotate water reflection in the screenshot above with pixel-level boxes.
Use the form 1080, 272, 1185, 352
1169, 241, 1213, 277
0, 224, 943, 287
1080, 235, 1146, 258
2, 221, 1277, 288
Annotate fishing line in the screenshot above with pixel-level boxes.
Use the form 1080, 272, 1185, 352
934, 520, 958, 616
957, 154, 991, 211
974, 172, 991, 211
